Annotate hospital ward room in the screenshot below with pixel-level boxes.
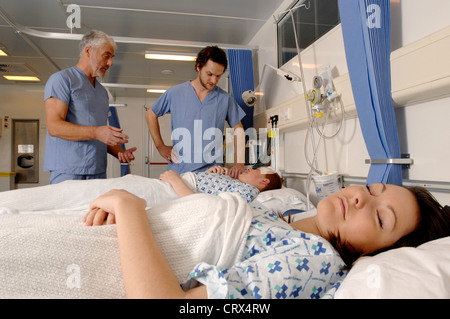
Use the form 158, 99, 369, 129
0, 0, 450, 302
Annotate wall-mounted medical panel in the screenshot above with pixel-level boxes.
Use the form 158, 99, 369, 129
254, 73, 357, 131
256, 25, 450, 131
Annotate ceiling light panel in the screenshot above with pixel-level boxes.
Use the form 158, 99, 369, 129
3, 75, 40, 82
145, 51, 196, 61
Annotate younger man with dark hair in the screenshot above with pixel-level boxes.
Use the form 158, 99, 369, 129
146, 46, 246, 178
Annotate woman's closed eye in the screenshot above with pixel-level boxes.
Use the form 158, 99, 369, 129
368, 185, 385, 229
377, 211, 383, 228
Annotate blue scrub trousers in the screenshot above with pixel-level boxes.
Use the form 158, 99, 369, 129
49, 171, 107, 184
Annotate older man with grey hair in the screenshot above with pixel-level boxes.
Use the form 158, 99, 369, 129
44, 30, 136, 184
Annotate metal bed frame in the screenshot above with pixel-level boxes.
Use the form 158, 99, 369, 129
280, 172, 450, 194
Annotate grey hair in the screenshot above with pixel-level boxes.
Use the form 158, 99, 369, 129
79, 30, 116, 56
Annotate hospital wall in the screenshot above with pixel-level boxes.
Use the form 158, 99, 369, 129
0, 85, 49, 188
0, 85, 153, 188
248, 0, 450, 205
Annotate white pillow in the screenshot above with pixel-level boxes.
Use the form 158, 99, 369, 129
254, 187, 315, 216
335, 236, 450, 299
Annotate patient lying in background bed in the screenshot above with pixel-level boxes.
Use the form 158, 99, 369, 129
84, 166, 282, 225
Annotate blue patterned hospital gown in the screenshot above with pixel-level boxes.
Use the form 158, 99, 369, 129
183, 204, 347, 299
194, 172, 260, 203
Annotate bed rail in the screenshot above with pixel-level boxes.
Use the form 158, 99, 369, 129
280, 172, 450, 194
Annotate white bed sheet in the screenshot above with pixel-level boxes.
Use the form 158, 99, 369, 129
0, 175, 253, 298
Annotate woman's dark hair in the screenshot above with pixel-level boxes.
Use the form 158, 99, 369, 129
331, 186, 450, 268
195, 46, 228, 71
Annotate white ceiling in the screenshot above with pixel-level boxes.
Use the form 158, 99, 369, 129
0, 0, 286, 98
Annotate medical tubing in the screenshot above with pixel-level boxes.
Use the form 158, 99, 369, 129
289, 9, 320, 172
289, 9, 310, 121
305, 109, 331, 210
305, 108, 330, 176
289, 7, 322, 174
304, 117, 322, 175
289, 9, 313, 126
305, 115, 328, 211
313, 98, 345, 139
289, 7, 321, 207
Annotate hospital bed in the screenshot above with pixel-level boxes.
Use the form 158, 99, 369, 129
0, 174, 449, 299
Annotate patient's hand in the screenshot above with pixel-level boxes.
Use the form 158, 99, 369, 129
205, 165, 229, 175
84, 189, 146, 226
84, 207, 116, 226
159, 170, 183, 186
160, 170, 195, 197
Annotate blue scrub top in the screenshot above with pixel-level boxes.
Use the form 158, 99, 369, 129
152, 81, 245, 174
44, 66, 109, 175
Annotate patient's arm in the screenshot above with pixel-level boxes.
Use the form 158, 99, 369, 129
89, 189, 208, 299
159, 170, 195, 197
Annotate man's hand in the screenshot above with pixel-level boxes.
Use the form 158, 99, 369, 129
118, 147, 137, 163
95, 126, 129, 146
157, 145, 178, 164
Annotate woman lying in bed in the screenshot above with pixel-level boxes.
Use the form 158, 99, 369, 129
87, 183, 450, 299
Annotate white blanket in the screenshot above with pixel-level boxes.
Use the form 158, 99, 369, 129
0, 174, 196, 214
0, 175, 253, 299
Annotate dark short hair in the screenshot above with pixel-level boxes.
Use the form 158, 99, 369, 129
261, 172, 282, 192
195, 46, 228, 71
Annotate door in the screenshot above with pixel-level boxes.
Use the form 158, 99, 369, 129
12, 119, 39, 184
144, 110, 171, 178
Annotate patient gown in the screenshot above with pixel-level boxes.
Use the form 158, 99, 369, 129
183, 203, 347, 299
194, 171, 260, 203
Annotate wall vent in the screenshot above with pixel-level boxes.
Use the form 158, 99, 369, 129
0, 62, 38, 76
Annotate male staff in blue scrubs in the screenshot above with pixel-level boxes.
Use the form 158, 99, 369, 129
146, 46, 246, 178
44, 30, 136, 184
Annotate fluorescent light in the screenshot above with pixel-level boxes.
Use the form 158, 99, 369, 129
145, 51, 196, 62
0, 49, 7, 56
3, 75, 40, 82
147, 89, 167, 94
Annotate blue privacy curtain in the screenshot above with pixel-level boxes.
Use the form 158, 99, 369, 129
338, 0, 402, 185
227, 49, 255, 131
108, 106, 129, 176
